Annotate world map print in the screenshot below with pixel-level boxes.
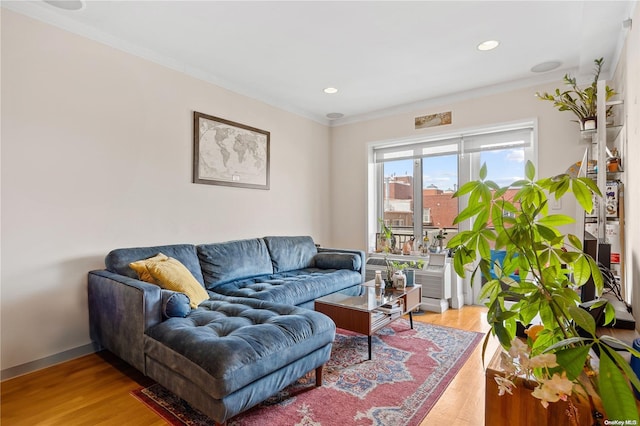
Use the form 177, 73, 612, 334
197, 117, 268, 187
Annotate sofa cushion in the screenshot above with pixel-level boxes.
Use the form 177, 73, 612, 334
313, 252, 361, 271
198, 239, 273, 288
161, 290, 191, 319
132, 255, 209, 309
144, 298, 336, 399
208, 268, 362, 306
105, 244, 204, 285
263, 236, 317, 273
130, 253, 168, 284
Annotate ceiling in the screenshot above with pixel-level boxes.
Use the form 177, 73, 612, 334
3, 1, 636, 126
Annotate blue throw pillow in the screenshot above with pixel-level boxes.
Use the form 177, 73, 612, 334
263, 236, 318, 272
161, 290, 191, 319
313, 252, 361, 271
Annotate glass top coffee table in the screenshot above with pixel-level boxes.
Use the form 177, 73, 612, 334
315, 281, 422, 360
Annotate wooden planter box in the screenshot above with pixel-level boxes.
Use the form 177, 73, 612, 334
485, 347, 594, 425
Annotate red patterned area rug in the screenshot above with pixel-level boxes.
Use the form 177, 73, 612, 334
131, 319, 483, 426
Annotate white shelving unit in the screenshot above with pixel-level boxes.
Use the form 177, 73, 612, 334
580, 80, 626, 292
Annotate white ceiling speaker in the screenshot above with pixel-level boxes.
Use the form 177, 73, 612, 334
42, 1, 85, 11
530, 61, 562, 73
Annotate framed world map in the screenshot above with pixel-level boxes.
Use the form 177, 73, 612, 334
193, 112, 270, 190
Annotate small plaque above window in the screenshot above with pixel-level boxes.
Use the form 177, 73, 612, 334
415, 111, 452, 130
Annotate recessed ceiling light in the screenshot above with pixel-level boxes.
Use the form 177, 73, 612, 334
530, 61, 562, 73
477, 40, 500, 51
326, 113, 344, 120
43, 0, 85, 11
323, 87, 338, 94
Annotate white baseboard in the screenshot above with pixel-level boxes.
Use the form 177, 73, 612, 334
421, 298, 449, 313
1, 343, 97, 381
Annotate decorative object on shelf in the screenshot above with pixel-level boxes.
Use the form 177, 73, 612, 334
420, 233, 429, 256
374, 270, 384, 289
535, 58, 616, 130
377, 218, 397, 286
402, 236, 414, 255
565, 159, 597, 178
446, 161, 640, 423
607, 147, 622, 172
376, 218, 396, 254
193, 111, 270, 189
429, 229, 448, 253
392, 270, 406, 290
388, 259, 425, 288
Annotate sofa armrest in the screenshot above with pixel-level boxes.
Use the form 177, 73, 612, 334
88, 270, 163, 374
317, 247, 366, 283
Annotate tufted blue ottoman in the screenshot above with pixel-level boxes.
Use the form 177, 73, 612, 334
143, 297, 336, 424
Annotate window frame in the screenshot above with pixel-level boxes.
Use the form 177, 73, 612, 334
368, 120, 537, 254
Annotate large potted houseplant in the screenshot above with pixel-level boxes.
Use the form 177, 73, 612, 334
446, 162, 640, 424
536, 58, 616, 130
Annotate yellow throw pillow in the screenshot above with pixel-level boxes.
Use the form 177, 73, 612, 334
145, 257, 209, 309
129, 253, 169, 284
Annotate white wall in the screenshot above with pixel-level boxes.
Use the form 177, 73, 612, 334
329, 82, 588, 251
618, 5, 640, 324
1, 10, 332, 373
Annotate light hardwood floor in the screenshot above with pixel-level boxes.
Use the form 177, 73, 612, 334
1, 305, 495, 426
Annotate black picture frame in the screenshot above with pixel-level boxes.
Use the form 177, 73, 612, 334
193, 111, 270, 190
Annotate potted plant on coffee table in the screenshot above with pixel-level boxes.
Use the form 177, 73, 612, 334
446, 161, 640, 424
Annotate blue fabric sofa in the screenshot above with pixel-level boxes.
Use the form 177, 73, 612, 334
88, 236, 364, 424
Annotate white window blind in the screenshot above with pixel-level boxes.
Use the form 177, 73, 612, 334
461, 128, 532, 154
374, 126, 533, 162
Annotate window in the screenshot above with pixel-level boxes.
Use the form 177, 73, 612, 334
370, 123, 535, 252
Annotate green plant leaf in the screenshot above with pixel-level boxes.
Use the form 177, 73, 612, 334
603, 301, 616, 326
478, 279, 499, 302
587, 255, 603, 294
525, 160, 535, 180
567, 234, 582, 251
537, 214, 575, 227
510, 179, 529, 188
519, 299, 540, 325
453, 250, 466, 278
543, 336, 592, 353
485, 180, 499, 191
481, 332, 492, 368
567, 305, 596, 336
453, 203, 486, 224
598, 337, 640, 360
454, 181, 479, 197
493, 186, 509, 199
579, 176, 602, 196
479, 163, 487, 180
536, 224, 558, 240
555, 346, 591, 380
572, 255, 591, 286
571, 179, 594, 213
473, 208, 490, 231
554, 177, 570, 199
598, 348, 640, 424
478, 236, 491, 260
493, 321, 512, 348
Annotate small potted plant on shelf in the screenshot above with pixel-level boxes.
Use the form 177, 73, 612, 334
377, 218, 396, 254
535, 58, 616, 131
377, 218, 396, 286
446, 161, 640, 424
429, 229, 448, 253
389, 259, 425, 287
